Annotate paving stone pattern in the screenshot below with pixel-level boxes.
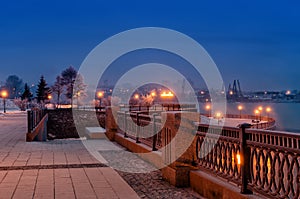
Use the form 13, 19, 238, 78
0, 112, 204, 199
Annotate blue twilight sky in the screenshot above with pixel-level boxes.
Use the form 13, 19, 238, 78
0, 0, 299, 91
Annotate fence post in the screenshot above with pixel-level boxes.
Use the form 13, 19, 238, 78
136, 112, 140, 143
152, 113, 158, 151
27, 110, 31, 133
239, 123, 253, 194
124, 111, 128, 138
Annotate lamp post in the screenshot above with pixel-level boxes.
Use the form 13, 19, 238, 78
238, 105, 243, 118
215, 112, 222, 125
205, 104, 211, 117
258, 106, 263, 121
97, 91, 104, 107
1, 90, 8, 113
266, 107, 271, 121
254, 109, 260, 120
254, 109, 260, 128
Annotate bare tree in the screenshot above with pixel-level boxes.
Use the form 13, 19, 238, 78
51, 76, 63, 108
73, 74, 87, 108
61, 66, 77, 106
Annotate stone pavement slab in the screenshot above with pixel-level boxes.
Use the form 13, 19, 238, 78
0, 112, 204, 199
0, 113, 139, 199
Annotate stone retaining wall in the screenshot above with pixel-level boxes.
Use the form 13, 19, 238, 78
47, 109, 105, 139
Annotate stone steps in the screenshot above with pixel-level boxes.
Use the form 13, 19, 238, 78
85, 127, 106, 139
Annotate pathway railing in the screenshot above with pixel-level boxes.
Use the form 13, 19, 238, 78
27, 109, 47, 133
195, 123, 300, 199
203, 113, 276, 130
117, 111, 162, 151
119, 104, 197, 112
26, 109, 48, 141
115, 109, 298, 198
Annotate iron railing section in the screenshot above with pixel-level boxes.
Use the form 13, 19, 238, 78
117, 111, 163, 150
245, 129, 300, 199
202, 113, 276, 130
119, 104, 197, 112
196, 125, 242, 185
27, 109, 47, 133
195, 123, 300, 199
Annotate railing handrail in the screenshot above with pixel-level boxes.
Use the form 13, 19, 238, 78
195, 122, 299, 198
116, 109, 299, 198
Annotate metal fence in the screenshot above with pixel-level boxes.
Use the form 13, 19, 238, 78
195, 124, 300, 199
27, 109, 47, 133
116, 109, 298, 198
117, 111, 162, 151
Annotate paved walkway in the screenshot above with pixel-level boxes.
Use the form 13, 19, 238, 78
0, 113, 139, 199
0, 112, 204, 199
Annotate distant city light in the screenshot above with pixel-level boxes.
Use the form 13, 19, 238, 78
47, 95, 52, 100
200, 91, 205, 95
286, 90, 291, 95
266, 107, 271, 112
229, 91, 233, 95
134, 94, 139, 99
254, 109, 260, 114
258, 106, 263, 111
151, 92, 156, 97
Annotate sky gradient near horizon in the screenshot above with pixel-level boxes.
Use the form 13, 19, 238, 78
0, 0, 299, 91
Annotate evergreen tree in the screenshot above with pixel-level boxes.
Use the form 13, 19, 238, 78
36, 76, 51, 103
21, 83, 33, 101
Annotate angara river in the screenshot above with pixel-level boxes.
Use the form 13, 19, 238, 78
217, 102, 300, 133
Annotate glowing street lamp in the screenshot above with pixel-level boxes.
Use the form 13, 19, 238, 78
205, 104, 211, 117
151, 92, 156, 97
47, 94, 52, 100
1, 90, 8, 113
254, 109, 260, 120
238, 105, 243, 118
